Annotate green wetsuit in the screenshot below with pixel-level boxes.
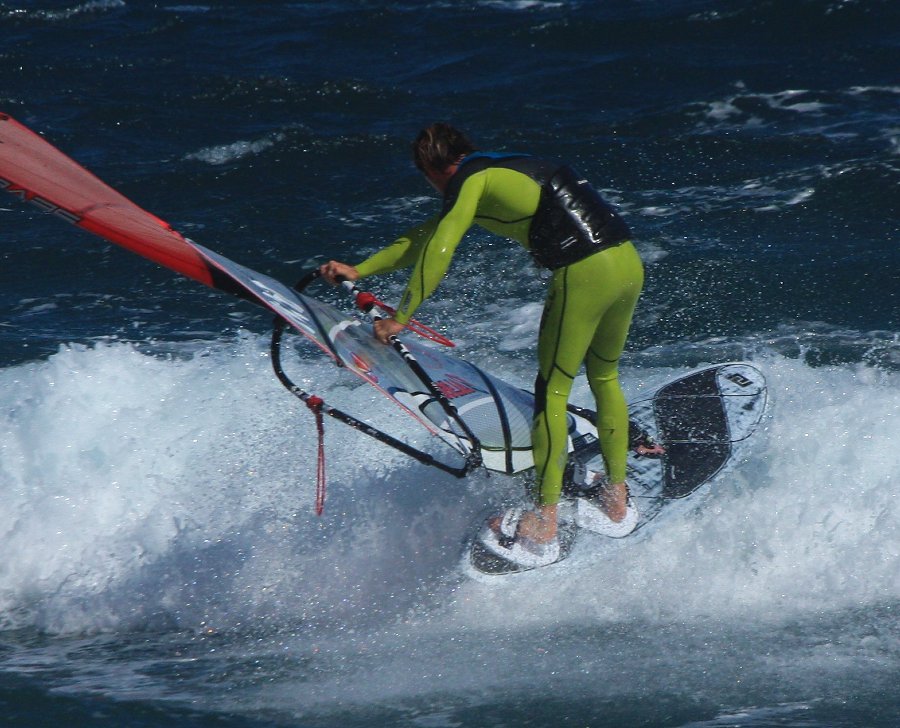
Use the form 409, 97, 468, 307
355, 153, 644, 505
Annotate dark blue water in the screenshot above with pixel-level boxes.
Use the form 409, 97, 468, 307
1, 1, 898, 726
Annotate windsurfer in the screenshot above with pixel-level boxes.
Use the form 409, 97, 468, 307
320, 123, 647, 568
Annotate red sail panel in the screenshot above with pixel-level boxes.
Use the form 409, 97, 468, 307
0, 112, 217, 288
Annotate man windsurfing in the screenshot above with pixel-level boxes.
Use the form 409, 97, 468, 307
321, 122, 647, 570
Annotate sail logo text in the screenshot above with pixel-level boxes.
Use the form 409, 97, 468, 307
247, 276, 315, 332
0, 176, 82, 224
434, 374, 476, 399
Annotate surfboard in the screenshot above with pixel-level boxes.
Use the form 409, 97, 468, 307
466, 362, 767, 578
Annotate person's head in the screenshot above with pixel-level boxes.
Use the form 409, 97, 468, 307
411, 122, 475, 175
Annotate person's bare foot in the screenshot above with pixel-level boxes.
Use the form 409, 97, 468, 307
489, 504, 557, 543
598, 481, 628, 522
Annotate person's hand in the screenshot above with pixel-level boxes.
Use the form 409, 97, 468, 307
373, 317, 405, 344
319, 260, 359, 285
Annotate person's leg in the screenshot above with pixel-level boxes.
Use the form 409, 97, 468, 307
531, 276, 588, 509
584, 242, 644, 520
530, 255, 630, 518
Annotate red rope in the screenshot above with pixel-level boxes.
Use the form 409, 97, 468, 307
305, 395, 326, 515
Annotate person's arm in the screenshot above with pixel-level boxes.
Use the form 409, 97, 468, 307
393, 174, 484, 325
354, 217, 440, 277
318, 216, 439, 287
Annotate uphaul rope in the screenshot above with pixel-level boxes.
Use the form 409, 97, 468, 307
269, 272, 482, 514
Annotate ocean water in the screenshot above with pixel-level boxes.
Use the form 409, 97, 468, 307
1, 1, 898, 726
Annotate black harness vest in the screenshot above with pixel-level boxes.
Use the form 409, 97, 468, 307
444, 154, 631, 270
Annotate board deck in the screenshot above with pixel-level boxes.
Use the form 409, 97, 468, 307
466, 363, 767, 578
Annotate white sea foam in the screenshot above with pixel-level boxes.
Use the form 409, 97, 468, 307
7, 0, 126, 22
632, 155, 875, 215
0, 333, 897, 640
477, 0, 564, 10
0, 333, 474, 634
496, 302, 542, 351
185, 133, 285, 166
163, 5, 210, 12
441, 355, 899, 630
695, 83, 900, 142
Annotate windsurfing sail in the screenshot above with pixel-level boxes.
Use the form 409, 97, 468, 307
1, 112, 567, 475
194, 246, 548, 474
0, 113, 251, 299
